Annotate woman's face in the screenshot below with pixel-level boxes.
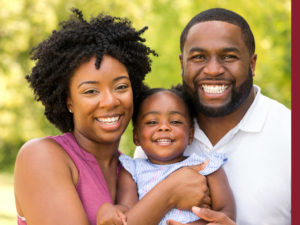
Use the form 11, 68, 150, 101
67, 55, 133, 144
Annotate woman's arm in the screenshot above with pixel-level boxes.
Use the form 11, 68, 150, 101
14, 138, 90, 225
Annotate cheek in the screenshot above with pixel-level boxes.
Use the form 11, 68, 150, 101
120, 90, 133, 108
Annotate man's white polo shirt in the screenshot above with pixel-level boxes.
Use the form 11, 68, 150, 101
134, 85, 291, 225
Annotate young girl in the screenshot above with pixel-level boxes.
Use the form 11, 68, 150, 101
97, 85, 236, 225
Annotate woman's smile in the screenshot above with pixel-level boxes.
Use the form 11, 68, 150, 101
67, 55, 134, 144
95, 114, 124, 131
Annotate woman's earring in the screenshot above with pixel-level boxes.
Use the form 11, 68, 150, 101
69, 109, 72, 113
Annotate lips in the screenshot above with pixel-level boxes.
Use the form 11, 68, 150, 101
95, 115, 123, 131
202, 84, 229, 94
96, 116, 120, 125
153, 138, 174, 146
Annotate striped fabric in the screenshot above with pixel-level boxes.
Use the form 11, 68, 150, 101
119, 153, 227, 225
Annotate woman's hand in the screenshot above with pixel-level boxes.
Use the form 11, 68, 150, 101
166, 159, 211, 210
97, 203, 127, 225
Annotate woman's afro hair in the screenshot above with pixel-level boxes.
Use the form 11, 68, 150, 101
26, 8, 158, 133
131, 83, 196, 128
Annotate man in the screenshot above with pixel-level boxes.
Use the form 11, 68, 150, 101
134, 8, 291, 224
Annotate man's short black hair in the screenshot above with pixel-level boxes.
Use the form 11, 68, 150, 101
180, 8, 255, 56
26, 8, 157, 133
132, 84, 196, 128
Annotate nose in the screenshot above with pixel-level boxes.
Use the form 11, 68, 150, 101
158, 123, 171, 132
203, 57, 225, 77
99, 89, 120, 109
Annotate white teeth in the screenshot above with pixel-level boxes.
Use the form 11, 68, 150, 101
155, 139, 172, 143
202, 85, 228, 93
97, 116, 120, 124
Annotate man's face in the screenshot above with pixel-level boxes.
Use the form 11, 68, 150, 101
180, 21, 257, 117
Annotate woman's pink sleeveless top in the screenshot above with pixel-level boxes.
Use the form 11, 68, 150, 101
17, 132, 122, 225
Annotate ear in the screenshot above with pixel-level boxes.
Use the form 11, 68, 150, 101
179, 54, 184, 78
250, 54, 257, 77
66, 94, 73, 113
188, 126, 195, 145
133, 128, 140, 146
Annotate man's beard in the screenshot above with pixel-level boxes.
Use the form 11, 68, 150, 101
183, 67, 253, 118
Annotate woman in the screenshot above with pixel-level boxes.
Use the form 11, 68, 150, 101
14, 8, 233, 225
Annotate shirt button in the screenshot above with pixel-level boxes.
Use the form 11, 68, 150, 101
206, 146, 209, 148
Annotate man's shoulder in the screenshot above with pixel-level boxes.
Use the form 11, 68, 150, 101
261, 94, 290, 117
260, 94, 291, 133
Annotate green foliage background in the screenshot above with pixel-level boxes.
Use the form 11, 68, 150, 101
0, 0, 291, 172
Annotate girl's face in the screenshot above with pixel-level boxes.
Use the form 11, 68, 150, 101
67, 55, 133, 144
133, 92, 194, 164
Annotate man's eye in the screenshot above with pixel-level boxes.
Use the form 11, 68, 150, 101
193, 55, 205, 59
223, 55, 237, 59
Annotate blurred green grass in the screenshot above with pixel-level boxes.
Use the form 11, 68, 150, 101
0, 173, 16, 225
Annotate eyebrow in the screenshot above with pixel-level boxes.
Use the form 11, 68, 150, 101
142, 110, 186, 118
189, 47, 208, 54
189, 47, 240, 54
222, 47, 240, 53
113, 76, 130, 82
77, 76, 129, 89
142, 111, 160, 118
78, 81, 99, 89
169, 111, 186, 118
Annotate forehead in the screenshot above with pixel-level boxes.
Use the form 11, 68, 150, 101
141, 92, 187, 113
184, 21, 247, 53
70, 55, 128, 86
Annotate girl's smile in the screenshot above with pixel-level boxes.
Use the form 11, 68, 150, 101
134, 91, 194, 165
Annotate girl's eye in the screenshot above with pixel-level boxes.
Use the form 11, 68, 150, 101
146, 121, 157, 125
170, 121, 182, 124
84, 90, 98, 94
116, 85, 128, 90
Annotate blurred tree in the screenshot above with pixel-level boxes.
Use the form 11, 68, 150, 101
0, 0, 291, 171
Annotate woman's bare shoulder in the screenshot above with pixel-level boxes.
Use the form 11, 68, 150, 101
14, 136, 77, 184
16, 137, 67, 164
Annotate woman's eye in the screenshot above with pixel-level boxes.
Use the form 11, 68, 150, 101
84, 90, 97, 94
116, 85, 128, 90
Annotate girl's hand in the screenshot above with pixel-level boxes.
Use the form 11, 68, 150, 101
166, 159, 211, 210
97, 203, 127, 225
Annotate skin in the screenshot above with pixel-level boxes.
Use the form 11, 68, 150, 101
97, 92, 236, 225
14, 55, 211, 225
133, 92, 195, 165
179, 21, 257, 146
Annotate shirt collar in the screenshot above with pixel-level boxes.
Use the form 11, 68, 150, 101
238, 85, 270, 132
194, 85, 270, 137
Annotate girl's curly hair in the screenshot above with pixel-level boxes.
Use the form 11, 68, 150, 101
26, 8, 158, 133
132, 84, 196, 128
